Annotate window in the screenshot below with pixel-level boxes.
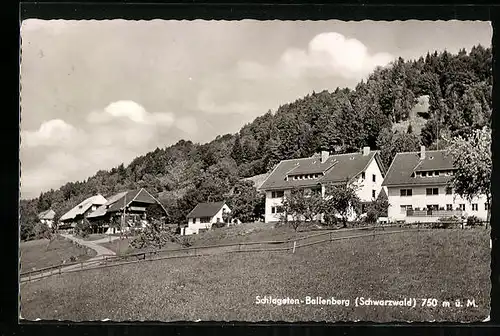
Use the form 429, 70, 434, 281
372, 174, 376, 182
472, 203, 478, 211
426, 188, 439, 195
459, 204, 466, 211
361, 172, 365, 179
421, 171, 427, 177
271, 190, 284, 198
485, 203, 490, 211
200, 217, 211, 223
400, 189, 412, 197
400, 205, 412, 214
445, 187, 452, 195
372, 190, 376, 199
272, 206, 284, 214
435, 171, 439, 176
446, 204, 453, 211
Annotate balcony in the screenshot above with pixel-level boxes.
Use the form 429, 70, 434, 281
406, 209, 463, 217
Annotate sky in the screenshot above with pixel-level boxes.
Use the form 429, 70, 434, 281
19, 20, 492, 199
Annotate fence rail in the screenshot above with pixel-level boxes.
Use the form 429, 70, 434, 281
20, 221, 488, 283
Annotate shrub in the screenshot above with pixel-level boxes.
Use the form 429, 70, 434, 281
467, 215, 482, 227
438, 216, 461, 222
74, 219, 92, 238
212, 222, 226, 229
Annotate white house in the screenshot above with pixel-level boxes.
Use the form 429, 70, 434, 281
182, 201, 232, 235
38, 209, 56, 228
381, 146, 489, 223
259, 147, 386, 223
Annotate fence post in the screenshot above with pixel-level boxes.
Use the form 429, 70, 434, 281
329, 232, 332, 242
28, 273, 31, 282
292, 241, 296, 254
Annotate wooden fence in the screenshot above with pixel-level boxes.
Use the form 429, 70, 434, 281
20, 221, 488, 284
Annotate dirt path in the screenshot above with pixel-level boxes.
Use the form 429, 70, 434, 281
20, 234, 120, 283
59, 233, 120, 257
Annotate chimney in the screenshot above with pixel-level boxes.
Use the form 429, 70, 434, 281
321, 150, 329, 163
420, 145, 426, 160
362, 146, 370, 156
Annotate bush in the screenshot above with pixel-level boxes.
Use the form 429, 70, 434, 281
438, 216, 461, 223
467, 216, 482, 227
74, 219, 92, 238
323, 213, 338, 227
212, 222, 226, 229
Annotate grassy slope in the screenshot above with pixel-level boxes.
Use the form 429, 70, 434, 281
20, 236, 97, 273
20, 229, 490, 322
96, 222, 316, 255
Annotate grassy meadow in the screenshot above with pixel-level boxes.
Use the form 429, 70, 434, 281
20, 228, 490, 322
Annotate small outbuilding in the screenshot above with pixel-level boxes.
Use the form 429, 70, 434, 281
182, 201, 232, 235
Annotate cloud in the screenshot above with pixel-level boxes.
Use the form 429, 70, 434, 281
20, 100, 187, 198
237, 32, 394, 81
21, 119, 84, 148
87, 100, 175, 126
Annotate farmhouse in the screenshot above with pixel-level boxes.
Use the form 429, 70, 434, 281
381, 146, 489, 223
59, 194, 107, 229
38, 209, 56, 228
260, 147, 386, 223
87, 188, 167, 233
182, 201, 232, 235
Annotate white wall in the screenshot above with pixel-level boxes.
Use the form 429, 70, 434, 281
265, 190, 290, 223
184, 204, 232, 235
387, 185, 488, 222
352, 157, 384, 202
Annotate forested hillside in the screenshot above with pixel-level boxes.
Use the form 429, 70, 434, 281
20, 45, 492, 239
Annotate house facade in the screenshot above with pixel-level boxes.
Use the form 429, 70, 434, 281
87, 188, 168, 233
382, 146, 489, 223
59, 194, 108, 229
260, 147, 386, 223
182, 201, 231, 235
38, 209, 56, 228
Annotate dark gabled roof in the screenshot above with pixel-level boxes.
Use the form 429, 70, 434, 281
382, 150, 456, 187
260, 151, 382, 191
105, 188, 158, 213
286, 159, 338, 175
87, 188, 168, 219
186, 201, 227, 219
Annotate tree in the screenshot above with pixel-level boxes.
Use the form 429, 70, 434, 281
131, 218, 182, 250
323, 183, 361, 228
20, 200, 39, 241
302, 190, 324, 223
364, 190, 389, 223
229, 180, 262, 223
280, 188, 307, 232
146, 203, 167, 222
377, 127, 421, 169
230, 134, 244, 165
445, 126, 492, 223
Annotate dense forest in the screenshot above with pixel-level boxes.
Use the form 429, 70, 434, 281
20, 45, 492, 239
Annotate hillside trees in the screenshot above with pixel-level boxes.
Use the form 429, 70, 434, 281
20, 45, 492, 231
